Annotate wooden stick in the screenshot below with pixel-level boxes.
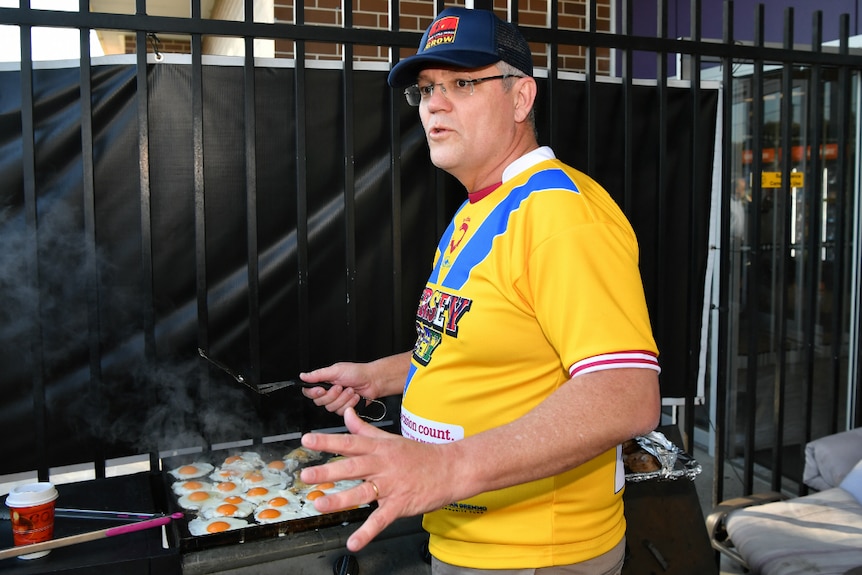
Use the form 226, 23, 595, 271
0, 512, 183, 560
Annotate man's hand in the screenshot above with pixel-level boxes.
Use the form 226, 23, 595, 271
299, 352, 412, 416
299, 363, 371, 416
299, 408, 456, 552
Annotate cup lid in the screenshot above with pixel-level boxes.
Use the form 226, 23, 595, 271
5, 482, 58, 507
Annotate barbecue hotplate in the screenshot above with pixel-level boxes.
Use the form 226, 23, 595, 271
161, 440, 375, 553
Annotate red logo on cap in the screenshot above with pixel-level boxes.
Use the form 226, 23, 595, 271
425, 15, 459, 50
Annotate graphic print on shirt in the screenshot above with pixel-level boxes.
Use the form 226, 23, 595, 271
414, 287, 473, 366
411, 168, 580, 370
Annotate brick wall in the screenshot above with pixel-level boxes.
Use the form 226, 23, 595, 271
125, 35, 193, 56
273, 0, 612, 74
126, 0, 612, 75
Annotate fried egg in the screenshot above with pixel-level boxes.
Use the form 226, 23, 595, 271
265, 459, 289, 472
187, 516, 248, 536
172, 479, 213, 496
241, 468, 288, 490
305, 488, 327, 501
289, 471, 312, 494
296, 500, 322, 517
221, 451, 263, 471
258, 492, 317, 521
211, 480, 243, 497
209, 467, 244, 483
284, 447, 322, 465
242, 486, 275, 504
253, 506, 283, 524
200, 498, 255, 519
299, 480, 366, 515
177, 490, 221, 511
253, 505, 304, 524
302, 479, 363, 498
268, 491, 303, 508
169, 462, 214, 480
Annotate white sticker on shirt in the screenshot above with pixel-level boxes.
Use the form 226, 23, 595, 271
401, 406, 464, 444
615, 443, 625, 493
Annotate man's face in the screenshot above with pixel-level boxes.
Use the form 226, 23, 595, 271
416, 65, 522, 189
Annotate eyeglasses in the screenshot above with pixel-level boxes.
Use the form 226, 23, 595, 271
403, 74, 523, 106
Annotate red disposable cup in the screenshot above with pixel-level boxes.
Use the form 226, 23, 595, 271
5, 482, 59, 560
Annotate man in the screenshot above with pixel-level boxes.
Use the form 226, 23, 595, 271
298, 7, 660, 574
730, 176, 749, 243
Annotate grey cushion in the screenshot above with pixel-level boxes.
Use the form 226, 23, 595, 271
803, 428, 862, 491
726, 487, 862, 575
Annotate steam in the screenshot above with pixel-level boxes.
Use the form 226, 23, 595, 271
0, 197, 261, 465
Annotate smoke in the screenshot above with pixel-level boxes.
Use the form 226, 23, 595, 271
0, 195, 263, 466
76, 355, 263, 454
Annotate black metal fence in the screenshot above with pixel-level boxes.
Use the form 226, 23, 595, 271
0, 1, 859, 508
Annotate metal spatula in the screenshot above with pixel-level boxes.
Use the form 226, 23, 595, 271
197, 348, 386, 421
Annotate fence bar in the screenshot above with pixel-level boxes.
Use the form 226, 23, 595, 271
714, 0, 735, 509
683, 0, 703, 450
742, 1, 766, 495
802, 11, 825, 463
621, 0, 634, 215
585, 0, 597, 175
546, 0, 560, 150
134, 0, 160, 472
1, 5, 860, 71
830, 14, 851, 435
18, 0, 49, 481
295, 0, 311, 370
771, 6, 794, 493
343, 0, 358, 359
190, 0, 213, 450
243, 0, 262, 387
192, 0, 208, 364
78, 0, 106, 479
389, 0, 404, 347
655, 0, 669, 376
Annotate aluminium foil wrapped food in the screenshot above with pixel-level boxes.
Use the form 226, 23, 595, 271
623, 430, 702, 482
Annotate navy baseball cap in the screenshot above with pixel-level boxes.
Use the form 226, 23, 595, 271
388, 7, 534, 88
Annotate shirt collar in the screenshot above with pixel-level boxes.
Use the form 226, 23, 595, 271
502, 146, 556, 182
467, 147, 557, 204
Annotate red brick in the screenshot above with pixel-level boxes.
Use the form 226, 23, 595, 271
274, 5, 293, 22
358, 0, 389, 14
305, 7, 341, 25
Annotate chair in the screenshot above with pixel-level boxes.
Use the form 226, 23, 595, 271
706, 427, 862, 575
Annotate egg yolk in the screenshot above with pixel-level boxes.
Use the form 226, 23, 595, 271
306, 490, 325, 501
216, 504, 238, 516
315, 482, 336, 491
224, 455, 242, 465
217, 469, 240, 479
244, 471, 264, 483
206, 521, 232, 533
224, 496, 244, 504
258, 508, 281, 520
178, 465, 199, 476
189, 491, 211, 501
183, 481, 204, 490
216, 482, 237, 492
267, 460, 286, 470
268, 497, 288, 507
247, 487, 269, 497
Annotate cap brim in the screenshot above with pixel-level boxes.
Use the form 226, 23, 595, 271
387, 51, 501, 88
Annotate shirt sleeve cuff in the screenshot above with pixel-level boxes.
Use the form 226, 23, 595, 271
569, 351, 661, 377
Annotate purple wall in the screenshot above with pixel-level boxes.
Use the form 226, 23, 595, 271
623, 0, 861, 78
